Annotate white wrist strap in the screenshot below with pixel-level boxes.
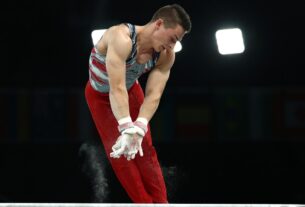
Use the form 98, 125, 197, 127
136, 117, 148, 126
134, 117, 148, 135
118, 116, 132, 125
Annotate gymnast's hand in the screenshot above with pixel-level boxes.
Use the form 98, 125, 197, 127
110, 117, 137, 160
132, 118, 148, 157
110, 133, 137, 160
110, 117, 148, 160
124, 118, 148, 160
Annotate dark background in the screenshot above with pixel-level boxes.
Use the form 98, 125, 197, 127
1, 0, 305, 204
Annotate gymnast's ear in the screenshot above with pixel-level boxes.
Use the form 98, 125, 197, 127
155, 18, 164, 29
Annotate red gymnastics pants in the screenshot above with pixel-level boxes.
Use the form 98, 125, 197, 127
85, 81, 167, 203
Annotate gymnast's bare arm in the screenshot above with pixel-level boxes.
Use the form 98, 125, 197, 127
98, 24, 132, 121
137, 48, 175, 122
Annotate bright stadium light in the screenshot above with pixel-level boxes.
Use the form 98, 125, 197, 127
91, 29, 106, 45
215, 28, 245, 55
174, 41, 182, 52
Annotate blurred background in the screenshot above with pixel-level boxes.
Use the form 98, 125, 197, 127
1, 0, 305, 204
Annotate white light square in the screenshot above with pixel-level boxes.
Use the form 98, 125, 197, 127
91, 29, 106, 45
215, 28, 245, 55
174, 41, 182, 52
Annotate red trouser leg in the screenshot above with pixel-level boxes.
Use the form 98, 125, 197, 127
85, 81, 167, 203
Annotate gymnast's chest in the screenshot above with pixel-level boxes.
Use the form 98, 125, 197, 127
135, 52, 153, 65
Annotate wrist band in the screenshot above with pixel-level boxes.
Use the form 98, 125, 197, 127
118, 116, 133, 133
118, 116, 132, 125
134, 121, 148, 134
136, 117, 148, 125
118, 122, 134, 133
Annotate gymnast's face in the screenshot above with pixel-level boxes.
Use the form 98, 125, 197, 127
152, 19, 186, 52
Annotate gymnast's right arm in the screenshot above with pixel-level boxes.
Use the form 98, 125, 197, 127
104, 27, 132, 121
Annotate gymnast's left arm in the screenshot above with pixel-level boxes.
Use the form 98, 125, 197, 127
138, 49, 175, 122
